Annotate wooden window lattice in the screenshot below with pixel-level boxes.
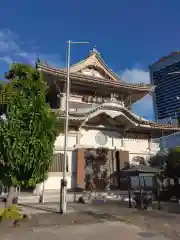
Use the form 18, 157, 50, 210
49, 153, 69, 172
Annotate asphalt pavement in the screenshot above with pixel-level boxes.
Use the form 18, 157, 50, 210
1, 201, 180, 239
1, 221, 170, 240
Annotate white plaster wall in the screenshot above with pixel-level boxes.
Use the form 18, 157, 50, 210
54, 133, 77, 150
80, 129, 123, 149
124, 138, 149, 153
124, 138, 160, 165
124, 139, 138, 152
138, 139, 149, 152
79, 129, 160, 158
44, 173, 71, 190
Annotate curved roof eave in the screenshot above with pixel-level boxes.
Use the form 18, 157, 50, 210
56, 102, 180, 131
38, 64, 154, 92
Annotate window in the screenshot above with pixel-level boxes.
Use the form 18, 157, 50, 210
49, 153, 69, 172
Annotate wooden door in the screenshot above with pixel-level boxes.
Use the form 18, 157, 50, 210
76, 148, 85, 188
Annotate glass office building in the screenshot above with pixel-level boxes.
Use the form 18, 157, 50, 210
149, 52, 180, 123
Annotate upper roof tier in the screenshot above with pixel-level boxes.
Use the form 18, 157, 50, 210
37, 48, 154, 104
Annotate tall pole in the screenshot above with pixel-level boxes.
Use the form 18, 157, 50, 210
60, 40, 89, 214
60, 40, 71, 214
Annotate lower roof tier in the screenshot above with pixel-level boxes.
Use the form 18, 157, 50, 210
56, 102, 180, 138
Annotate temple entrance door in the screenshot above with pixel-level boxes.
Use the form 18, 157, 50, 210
76, 148, 112, 191
84, 148, 111, 191
76, 148, 129, 190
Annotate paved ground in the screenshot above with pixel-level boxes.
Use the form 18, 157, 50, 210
16, 201, 180, 239
1, 221, 170, 240
72, 202, 180, 239
1, 201, 180, 239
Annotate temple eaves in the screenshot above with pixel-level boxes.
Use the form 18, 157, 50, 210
36, 48, 154, 98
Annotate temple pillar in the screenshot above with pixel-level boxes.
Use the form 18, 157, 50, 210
76, 148, 85, 188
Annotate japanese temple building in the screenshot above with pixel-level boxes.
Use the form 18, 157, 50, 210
36, 48, 180, 191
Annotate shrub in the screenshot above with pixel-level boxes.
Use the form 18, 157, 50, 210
0, 205, 22, 222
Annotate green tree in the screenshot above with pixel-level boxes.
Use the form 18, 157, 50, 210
164, 147, 180, 177
0, 63, 61, 206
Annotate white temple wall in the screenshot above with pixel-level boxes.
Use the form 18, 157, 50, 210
38, 130, 160, 191
79, 129, 123, 149
54, 129, 160, 154
55, 133, 77, 149
124, 138, 149, 164
124, 138, 160, 163
123, 138, 149, 152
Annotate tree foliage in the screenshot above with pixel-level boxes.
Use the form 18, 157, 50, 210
0, 63, 61, 188
164, 147, 180, 177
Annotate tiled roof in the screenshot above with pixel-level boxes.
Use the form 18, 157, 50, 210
37, 48, 154, 92
38, 63, 154, 92
56, 102, 180, 131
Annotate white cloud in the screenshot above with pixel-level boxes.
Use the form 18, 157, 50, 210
0, 56, 13, 64
120, 68, 149, 84
0, 28, 63, 68
0, 29, 19, 54
120, 68, 154, 120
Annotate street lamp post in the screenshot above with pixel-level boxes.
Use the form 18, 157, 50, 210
60, 40, 89, 214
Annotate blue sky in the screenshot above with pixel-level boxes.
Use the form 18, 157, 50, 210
0, 0, 180, 120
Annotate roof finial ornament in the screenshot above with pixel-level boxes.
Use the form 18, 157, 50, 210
89, 46, 100, 56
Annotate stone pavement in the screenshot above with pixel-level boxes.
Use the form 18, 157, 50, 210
1, 201, 180, 239
10, 202, 180, 239
70, 202, 180, 239
1, 221, 170, 240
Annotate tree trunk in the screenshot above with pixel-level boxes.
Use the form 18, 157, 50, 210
5, 185, 16, 208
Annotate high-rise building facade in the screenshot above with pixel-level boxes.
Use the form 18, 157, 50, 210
149, 52, 180, 123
